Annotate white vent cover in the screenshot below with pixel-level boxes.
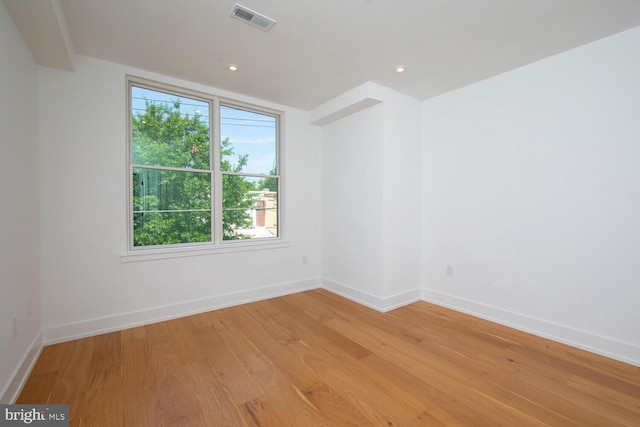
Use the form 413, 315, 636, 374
229, 4, 276, 32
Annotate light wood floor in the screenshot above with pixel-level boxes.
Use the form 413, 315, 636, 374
18, 289, 640, 426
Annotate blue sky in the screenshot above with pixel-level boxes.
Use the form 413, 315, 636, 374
220, 105, 276, 175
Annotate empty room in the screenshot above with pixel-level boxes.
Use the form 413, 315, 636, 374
1, 0, 639, 425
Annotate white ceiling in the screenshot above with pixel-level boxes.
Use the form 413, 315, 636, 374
5, 0, 640, 110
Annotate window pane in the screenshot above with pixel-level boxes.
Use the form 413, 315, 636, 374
220, 105, 276, 175
133, 168, 211, 245
132, 86, 210, 169
222, 175, 278, 240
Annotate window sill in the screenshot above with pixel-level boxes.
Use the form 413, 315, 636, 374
120, 239, 290, 263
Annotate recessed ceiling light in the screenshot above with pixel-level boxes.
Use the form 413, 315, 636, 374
395, 65, 406, 73
228, 64, 239, 72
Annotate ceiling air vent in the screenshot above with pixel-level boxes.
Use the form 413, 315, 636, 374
229, 4, 276, 32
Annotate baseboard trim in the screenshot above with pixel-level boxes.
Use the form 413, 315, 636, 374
422, 288, 640, 367
0, 332, 43, 404
44, 277, 321, 344
321, 278, 421, 312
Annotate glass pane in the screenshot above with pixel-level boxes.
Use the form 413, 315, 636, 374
131, 86, 210, 169
222, 175, 278, 240
220, 105, 277, 175
133, 168, 211, 246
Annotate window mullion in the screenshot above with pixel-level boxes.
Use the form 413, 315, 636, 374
212, 98, 222, 245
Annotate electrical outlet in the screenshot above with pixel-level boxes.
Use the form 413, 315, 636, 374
446, 265, 454, 278
302, 255, 308, 265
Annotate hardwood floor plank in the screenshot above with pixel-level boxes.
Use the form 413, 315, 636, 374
408, 301, 640, 385
224, 304, 320, 392
17, 290, 640, 426
567, 374, 640, 414
508, 344, 640, 395
218, 301, 421, 426
300, 380, 377, 427
189, 322, 264, 406
359, 353, 496, 426
120, 380, 164, 426
265, 376, 335, 426
206, 309, 273, 376
407, 330, 606, 425
15, 371, 56, 405
26, 342, 69, 376
265, 298, 440, 425
75, 333, 123, 426
229, 299, 417, 426
120, 335, 163, 426
240, 396, 293, 427
268, 296, 372, 359
286, 339, 421, 426
184, 359, 249, 426
144, 330, 203, 426
326, 316, 564, 426
277, 296, 511, 425
55, 338, 96, 424
121, 336, 148, 385
210, 305, 340, 426
119, 325, 146, 343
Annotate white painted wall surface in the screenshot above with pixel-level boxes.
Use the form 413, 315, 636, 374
320, 84, 422, 309
422, 26, 640, 364
38, 56, 322, 339
380, 88, 422, 300
0, 2, 42, 402
321, 104, 386, 299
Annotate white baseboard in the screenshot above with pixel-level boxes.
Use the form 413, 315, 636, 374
44, 277, 321, 344
422, 288, 640, 367
321, 278, 421, 312
0, 332, 43, 404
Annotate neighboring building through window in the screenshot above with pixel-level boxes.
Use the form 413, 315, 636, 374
128, 79, 281, 249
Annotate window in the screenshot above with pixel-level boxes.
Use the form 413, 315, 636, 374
128, 78, 282, 251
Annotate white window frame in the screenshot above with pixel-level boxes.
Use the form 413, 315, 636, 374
122, 76, 287, 262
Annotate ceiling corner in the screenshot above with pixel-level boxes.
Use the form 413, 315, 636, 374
4, 0, 76, 71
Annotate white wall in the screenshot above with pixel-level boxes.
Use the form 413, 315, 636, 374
321, 84, 422, 309
38, 56, 322, 340
380, 88, 422, 300
321, 104, 386, 300
0, 2, 42, 402
422, 26, 640, 364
